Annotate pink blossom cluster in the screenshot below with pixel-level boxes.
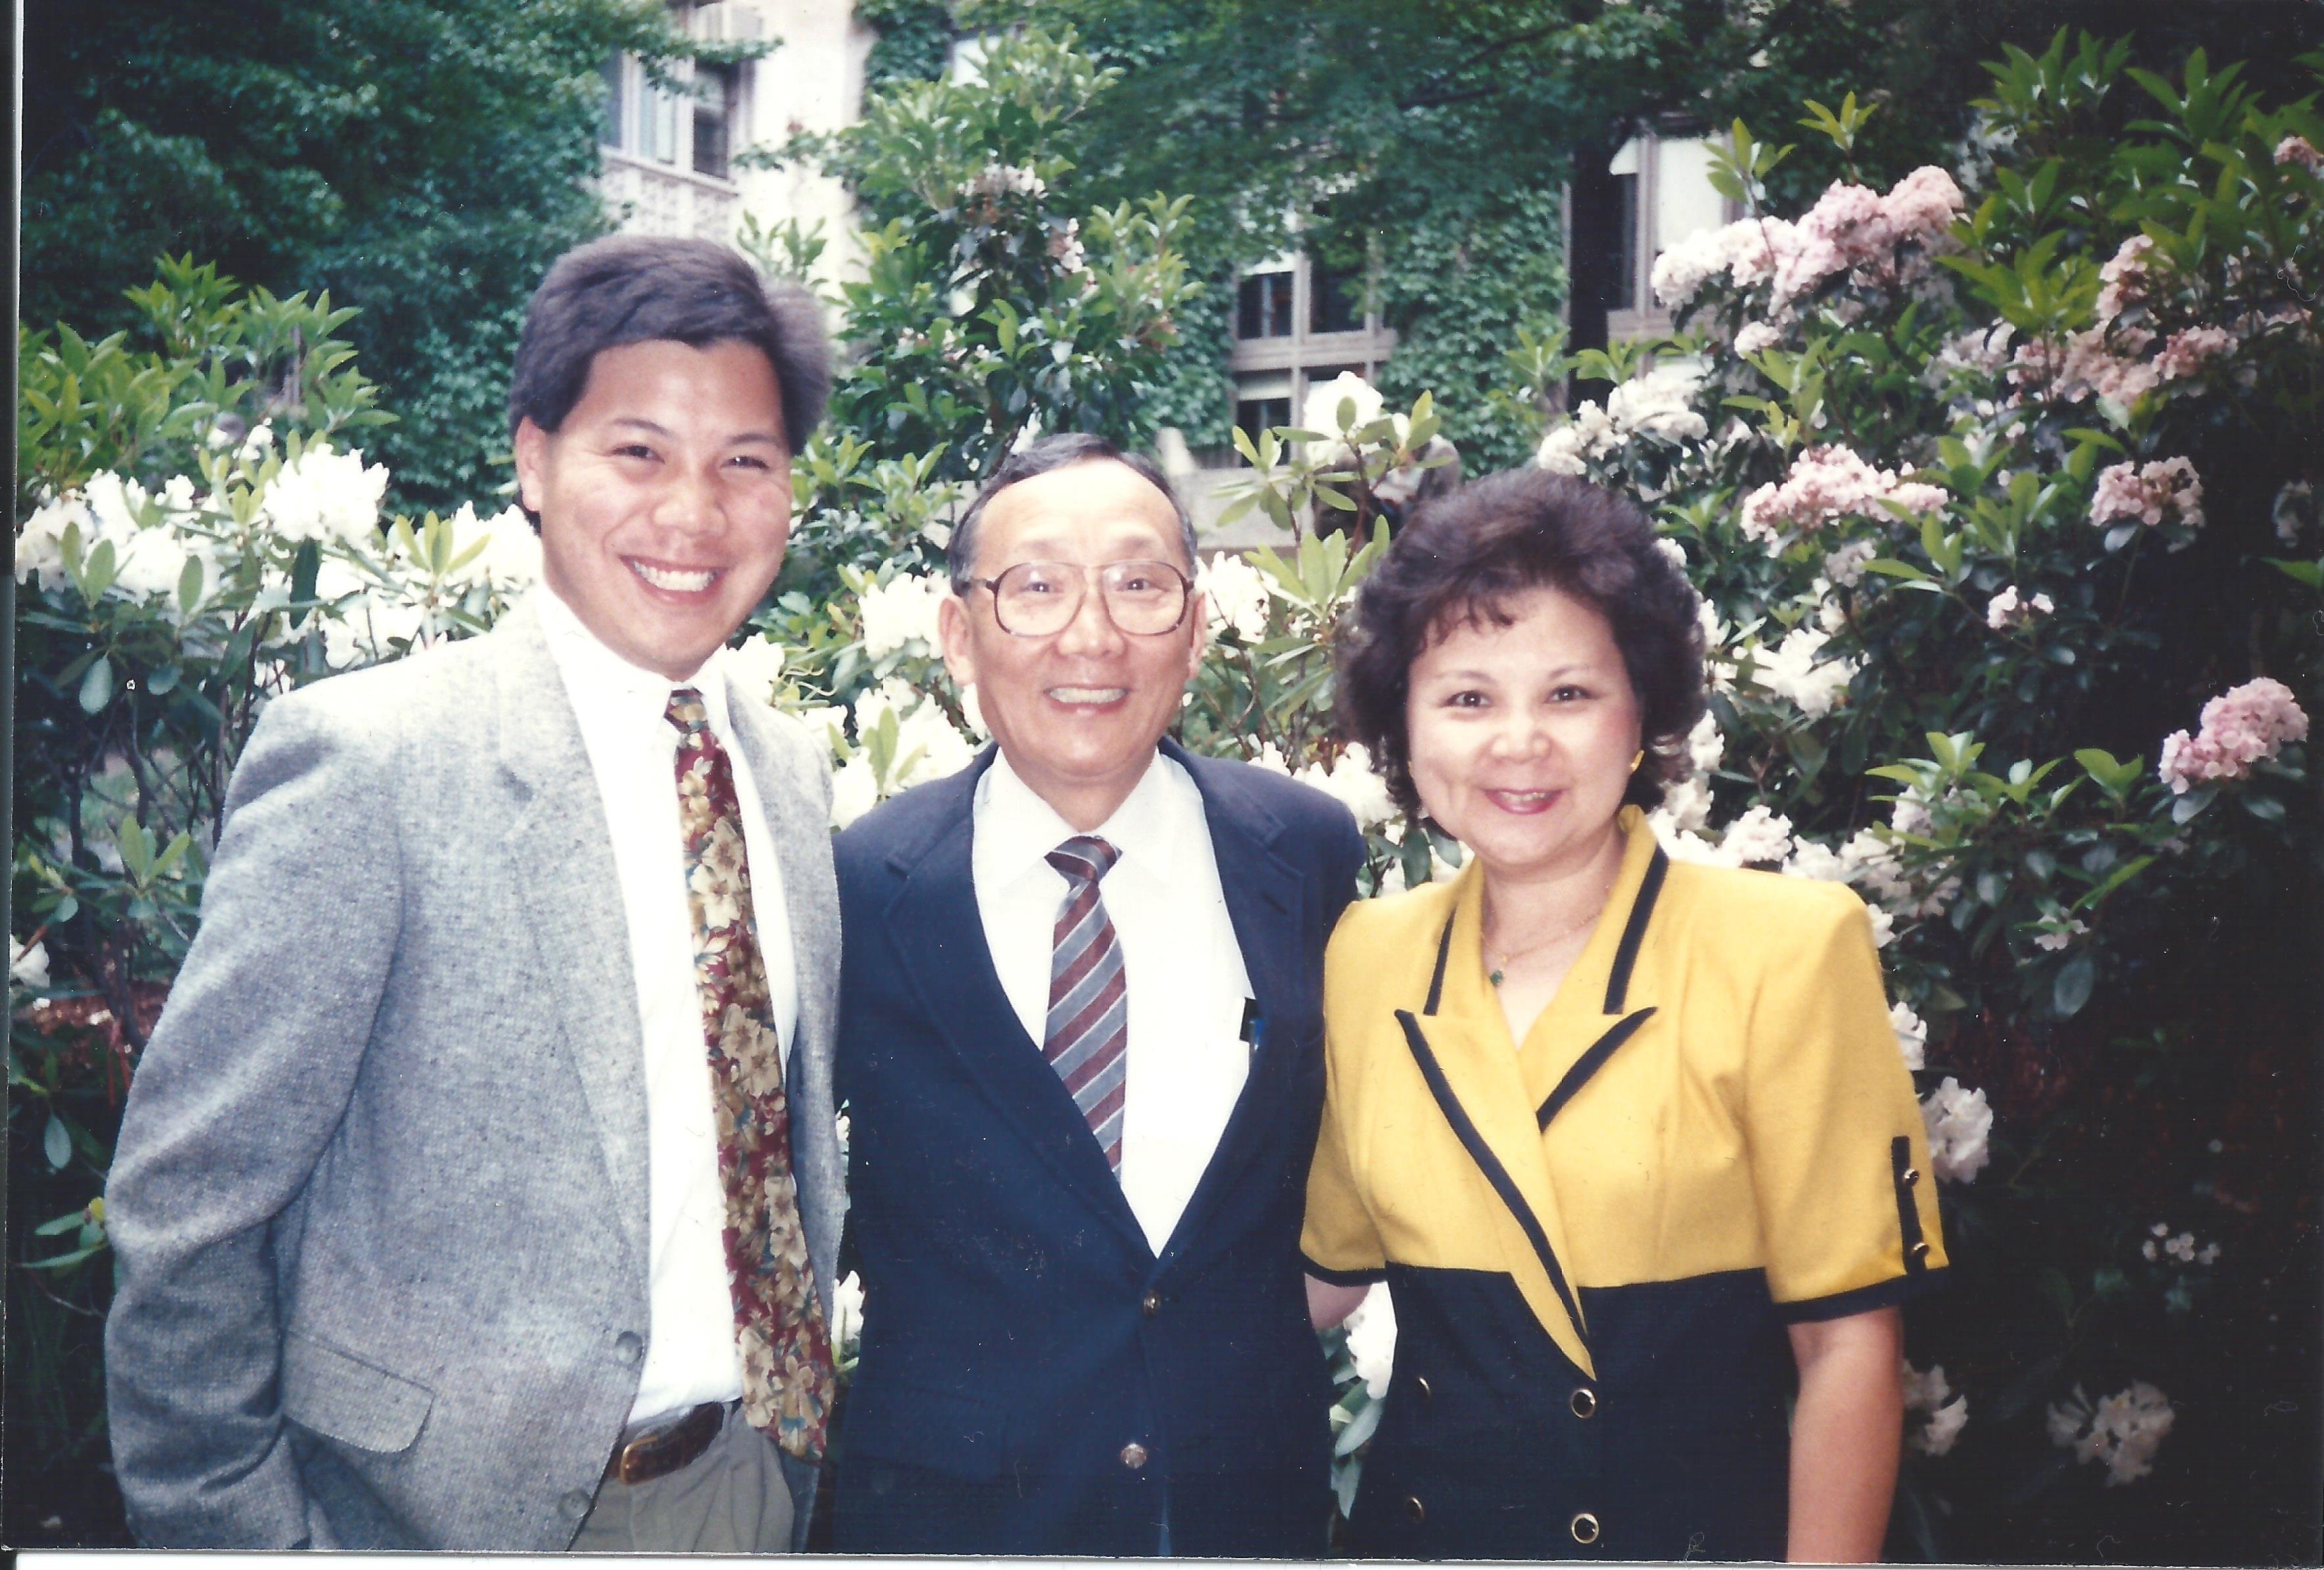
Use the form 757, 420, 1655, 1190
2156, 677, 2310, 793
1739, 444, 1949, 550
2089, 457, 2204, 531
2277, 135, 2324, 172
1650, 166, 1964, 311
2152, 325, 2236, 381
2011, 330, 2163, 406
2096, 234, 2159, 325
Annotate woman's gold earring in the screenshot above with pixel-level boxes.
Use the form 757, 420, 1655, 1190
1631, 749, 1646, 773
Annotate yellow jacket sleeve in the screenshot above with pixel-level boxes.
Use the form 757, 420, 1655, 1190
1742, 880, 1948, 1315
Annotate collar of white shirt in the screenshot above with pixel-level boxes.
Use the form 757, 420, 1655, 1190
973, 746, 1199, 897
531, 582, 740, 740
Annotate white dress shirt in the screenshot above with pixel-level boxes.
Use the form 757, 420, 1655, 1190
534, 586, 798, 1425
972, 749, 1253, 1255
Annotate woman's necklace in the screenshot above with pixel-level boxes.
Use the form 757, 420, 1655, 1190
1484, 890, 1612, 987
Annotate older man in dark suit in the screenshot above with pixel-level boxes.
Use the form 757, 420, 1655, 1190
831, 434, 1365, 1556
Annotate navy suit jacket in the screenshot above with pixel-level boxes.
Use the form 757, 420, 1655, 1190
830, 739, 1365, 1556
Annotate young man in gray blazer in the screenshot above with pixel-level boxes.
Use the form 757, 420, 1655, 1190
101, 235, 846, 1552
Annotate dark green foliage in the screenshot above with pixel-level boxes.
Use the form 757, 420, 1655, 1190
21, 0, 694, 515
1371, 187, 1568, 473
859, 0, 957, 87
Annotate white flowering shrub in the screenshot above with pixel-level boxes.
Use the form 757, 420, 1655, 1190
11, 266, 543, 1361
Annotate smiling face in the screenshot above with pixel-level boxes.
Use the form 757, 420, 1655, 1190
938, 458, 1205, 830
514, 337, 792, 680
1405, 584, 1643, 884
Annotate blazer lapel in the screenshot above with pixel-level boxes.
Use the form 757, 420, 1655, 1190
1410, 861, 1596, 1377
491, 603, 652, 1277
883, 750, 1151, 1258
1155, 745, 1302, 1263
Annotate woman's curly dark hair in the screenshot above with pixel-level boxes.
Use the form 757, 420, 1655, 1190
1336, 467, 1708, 819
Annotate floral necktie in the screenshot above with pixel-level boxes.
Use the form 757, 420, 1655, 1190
667, 688, 833, 1461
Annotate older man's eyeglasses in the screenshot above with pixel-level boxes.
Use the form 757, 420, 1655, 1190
970, 559, 1194, 637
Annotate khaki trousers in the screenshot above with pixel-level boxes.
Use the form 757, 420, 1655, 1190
571, 1404, 797, 1553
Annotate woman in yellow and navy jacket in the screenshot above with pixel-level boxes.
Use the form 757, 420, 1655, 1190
1305, 469, 1948, 1561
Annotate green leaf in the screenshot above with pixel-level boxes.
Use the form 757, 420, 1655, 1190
44, 1114, 72, 1169
1862, 558, 1929, 581
2036, 1265, 2075, 1323
291, 538, 322, 607
2052, 952, 2096, 1017
78, 655, 115, 713
2243, 792, 2287, 821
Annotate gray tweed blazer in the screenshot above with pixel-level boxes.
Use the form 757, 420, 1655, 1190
101, 600, 846, 1550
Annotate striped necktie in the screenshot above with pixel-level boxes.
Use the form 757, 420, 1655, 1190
667, 688, 833, 1461
1043, 834, 1128, 1173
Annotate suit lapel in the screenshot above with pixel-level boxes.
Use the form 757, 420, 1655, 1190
1155, 744, 1302, 1263
883, 750, 1151, 1258
491, 602, 652, 1276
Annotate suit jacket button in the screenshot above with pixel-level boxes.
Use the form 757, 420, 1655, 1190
1570, 1385, 1597, 1419
1403, 1494, 1426, 1523
1120, 1442, 1149, 1469
614, 1331, 644, 1366
1142, 1291, 1161, 1316
561, 1488, 593, 1519
1570, 1511, 1601, 1545
1413, 1375, 1432, 1403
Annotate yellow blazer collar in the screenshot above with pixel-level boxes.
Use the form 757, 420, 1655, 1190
1401, 807, 1669, 1375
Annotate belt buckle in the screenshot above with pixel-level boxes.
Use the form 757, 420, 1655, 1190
610, 1402, 721, 1485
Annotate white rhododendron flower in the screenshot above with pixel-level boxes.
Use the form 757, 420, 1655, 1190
2048, 1382, 2175, 1486
1200, 552, 1273, 642
1604, 365, 1709, 443
725, 635, 788, 703
1751, 626, 1859, 718
829, 752, 881, 829
1342, 1283, 1398, 1398
1295, 745, 1399, 834
1719, 803, 1795, 867
1902, 1360, 1968, 1456
1783, 838, 1849, 882
11, 936, 51, 989
1922, 1076, 1993, 1181
1302, 371, 1393, 439
1536, 401, 1619, 475
858, 572, 950, 658
262, 444, 389, 547
16, 494, 91, 592
1733, 321, 1782, 356
1890, 1001, 1928, 1070
832, 1270, 866, 1363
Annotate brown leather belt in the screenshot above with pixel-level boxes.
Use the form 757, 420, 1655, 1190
604, 1401, 726, 1485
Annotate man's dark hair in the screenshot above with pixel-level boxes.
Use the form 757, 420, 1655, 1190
1336, 467, 1708, 817
507, 233, 831, 458
947, 433, 1198, 594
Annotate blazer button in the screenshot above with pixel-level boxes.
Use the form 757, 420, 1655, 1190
613, 1331, 644, 1366
1142, 1290, 1161, 1317
1120, 1442, 1149, 1469
1403, 1494, 1426, 1523
1570, 1511, 1601, 1545
1413, 1375, 1433, 1404
1570, 1385, 1597, 1419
